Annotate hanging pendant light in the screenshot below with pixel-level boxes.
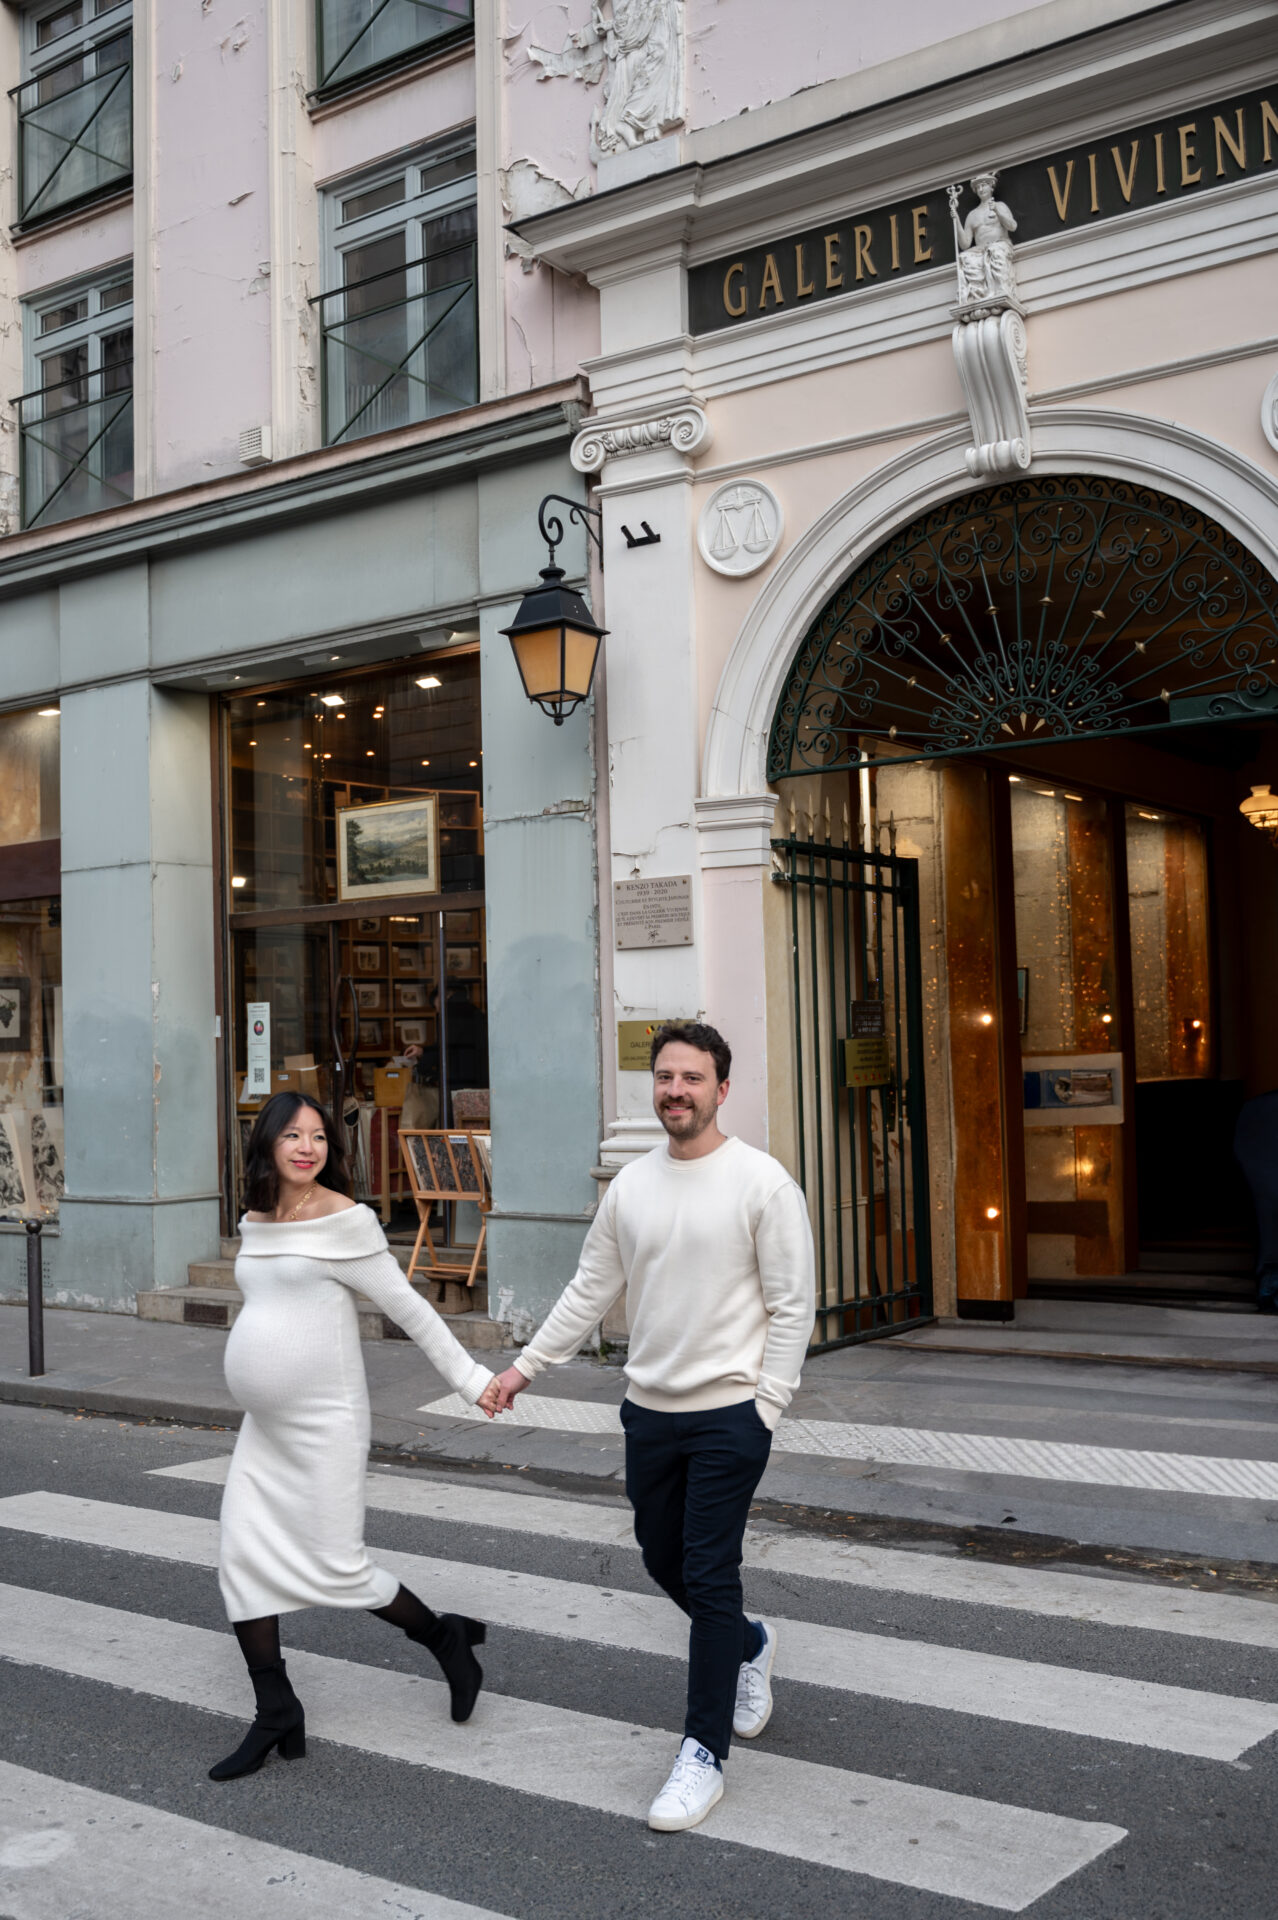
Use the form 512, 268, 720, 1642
1240, 784, 1278, 848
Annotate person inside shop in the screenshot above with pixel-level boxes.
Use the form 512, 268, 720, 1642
400, 981, 489, 1129
209, 1089, 504, 1782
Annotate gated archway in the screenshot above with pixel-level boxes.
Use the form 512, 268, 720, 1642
762, 470, 1278, 1348
768, 475, 1278, 780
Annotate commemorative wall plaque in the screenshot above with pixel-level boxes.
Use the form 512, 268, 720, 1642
614, 876, 693, 949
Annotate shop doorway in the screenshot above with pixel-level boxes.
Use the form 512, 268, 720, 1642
767, 473, 1278, 1321
220, 648, 488, 1241
1003, 728, 1273, 1306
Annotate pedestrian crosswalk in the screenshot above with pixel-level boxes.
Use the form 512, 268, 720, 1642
0, 1759, 512, 1920
1, 1449, 1275, 1916
3, 1489, 1273, 1759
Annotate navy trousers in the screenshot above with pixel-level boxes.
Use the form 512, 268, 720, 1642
620, 1397, 773, 1763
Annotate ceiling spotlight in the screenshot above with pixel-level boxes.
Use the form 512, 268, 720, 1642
231, 876, 247, 889
985, 1206, 1001, 1220
248, 739, 257, 746
366, 750, 375, 757
979, 1012, 993, 1026
416, 675, 442, 690
38, 707, 60, 717
421, 759, 430, 767
256, 700, 266, 707
320, 693, 345, 707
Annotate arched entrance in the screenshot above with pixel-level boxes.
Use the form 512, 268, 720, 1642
763, 473, 1278, 1335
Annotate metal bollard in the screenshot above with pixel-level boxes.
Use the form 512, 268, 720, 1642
25, 1216, 44, 1378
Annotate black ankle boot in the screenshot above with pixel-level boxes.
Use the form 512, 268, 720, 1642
209, 1659, 306, 1781
410, 1614, 486, 1722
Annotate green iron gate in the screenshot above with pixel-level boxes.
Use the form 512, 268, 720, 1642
774, 829, 934, 1350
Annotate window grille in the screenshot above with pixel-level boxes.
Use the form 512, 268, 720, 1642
316, 0, 472, 95
14, 1, 132, 226
17, 272, 133, 528
316, 144, 477, 446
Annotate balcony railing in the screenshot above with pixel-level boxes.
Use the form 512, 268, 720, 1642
14, 37, 132, 225
316, 0, 473, 94
315, 250, 478, 446
17, 365, 134, 530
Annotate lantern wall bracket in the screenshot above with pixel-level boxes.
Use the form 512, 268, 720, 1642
538, 494, 603, 568
621, 520, 661, 549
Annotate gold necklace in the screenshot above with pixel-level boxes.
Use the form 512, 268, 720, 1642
281, 1183, 317, 1223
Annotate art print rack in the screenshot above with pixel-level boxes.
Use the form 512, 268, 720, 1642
397, 1127, 491, 1301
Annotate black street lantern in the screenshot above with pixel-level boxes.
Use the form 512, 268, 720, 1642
502, 495, 607, 725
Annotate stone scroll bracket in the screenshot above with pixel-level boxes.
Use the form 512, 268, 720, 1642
952, 307, 1032, 477
570, 403, 712, 477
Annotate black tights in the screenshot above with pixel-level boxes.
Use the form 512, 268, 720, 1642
233, 1586, 439, 1668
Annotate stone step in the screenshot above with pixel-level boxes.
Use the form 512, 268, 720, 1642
136, 1282, 505, 1349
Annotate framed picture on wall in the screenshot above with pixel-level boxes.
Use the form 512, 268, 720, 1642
354, 982, 383, 1011
337, 795, 439, 902
396, 982, 428, 1010
392, 944, 427, 976
0, 977, 30, 1054
399, 1020, 427, 1047
360, 1020, 384, 1050
352, 945, 384, 974
445, 946, 478, 977
444, 910, 479, 940
355, 917, 383, 935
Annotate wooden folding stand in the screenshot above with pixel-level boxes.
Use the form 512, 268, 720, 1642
397, 1128, 491, 1313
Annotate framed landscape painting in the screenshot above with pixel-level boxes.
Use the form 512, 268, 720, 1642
337, 796, 439, 902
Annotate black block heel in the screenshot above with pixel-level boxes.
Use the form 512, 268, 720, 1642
411, 1612, 487, 1723
209, 1659, 306, 1782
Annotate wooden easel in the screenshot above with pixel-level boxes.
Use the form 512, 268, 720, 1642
397, 1128, 491, 1301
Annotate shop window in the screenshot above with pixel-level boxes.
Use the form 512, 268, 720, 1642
315, 0, 472, 97
315, 141, 477, 446
17, 1, 132, 227
18, 270, 133, 530
0, 705, 63, 1222
223, 653, 486, 1223
1125, 804, 1211, 1081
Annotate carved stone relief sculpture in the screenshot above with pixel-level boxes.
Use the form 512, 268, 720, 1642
529, 0, 685, 158
947, 173, 1032, 477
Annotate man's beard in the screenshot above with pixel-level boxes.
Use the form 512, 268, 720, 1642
658, 1098, 714, 1139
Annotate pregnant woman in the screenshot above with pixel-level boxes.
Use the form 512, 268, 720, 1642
210, 1090, 501, 1782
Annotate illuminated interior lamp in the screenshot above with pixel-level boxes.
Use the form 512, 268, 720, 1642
985, 1206, 1001, 1220
978, 1012, 994, 1026
231, 876, 247, 889
320, 693, 345, 707
1240, 784, 1278, 848
38, 707, 60, 717
1101, 1013, 1113, 1025
415, 675, 442, 690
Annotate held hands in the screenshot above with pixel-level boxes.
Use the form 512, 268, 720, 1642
477, 1365, 531, 1417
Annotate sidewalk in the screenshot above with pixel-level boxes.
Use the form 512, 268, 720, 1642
5, 1299, 1278, 1567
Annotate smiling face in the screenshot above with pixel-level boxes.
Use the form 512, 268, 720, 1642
652, 1039, 728, 1147
272, 1104, 329, 1191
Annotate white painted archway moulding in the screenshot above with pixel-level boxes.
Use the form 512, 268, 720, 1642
699, 409, 1278, 851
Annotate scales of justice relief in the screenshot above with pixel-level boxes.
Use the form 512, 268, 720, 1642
706, 486, 774, 565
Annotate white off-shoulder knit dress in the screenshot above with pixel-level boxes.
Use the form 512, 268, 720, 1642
218, 1203, 492, 1622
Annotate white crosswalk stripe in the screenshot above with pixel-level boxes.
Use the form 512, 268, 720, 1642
156, 1456, 1278, 1650
0, 1759, 511, 1920
0, 1579, 1123, 1911
418, 1391, 1278, 1501
2, 1490, 1274, 1761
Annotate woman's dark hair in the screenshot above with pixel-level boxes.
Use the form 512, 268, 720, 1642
242, 1092, 352, 1215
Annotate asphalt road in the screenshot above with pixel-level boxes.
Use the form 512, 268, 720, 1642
1, 1400, 1275, 1919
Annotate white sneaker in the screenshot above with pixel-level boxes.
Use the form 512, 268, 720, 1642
647, 1737, 725, 1832
733, 1619, 777, 1738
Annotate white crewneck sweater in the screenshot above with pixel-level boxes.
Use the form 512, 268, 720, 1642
513, 1136, 816, 1427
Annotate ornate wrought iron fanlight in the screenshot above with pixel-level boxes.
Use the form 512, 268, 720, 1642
768, 476, 1278, 777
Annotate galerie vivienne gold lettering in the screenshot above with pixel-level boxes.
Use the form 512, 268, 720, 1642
712, 90, 1276, 321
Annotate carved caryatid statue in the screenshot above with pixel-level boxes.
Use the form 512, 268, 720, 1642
529, 0, 684, 157
947, 170, 1032, 476
948, 172, 1021, 313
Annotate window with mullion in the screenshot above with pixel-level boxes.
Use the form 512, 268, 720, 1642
316, 0, 473, 96
319, 143, 478, 447
19, 271, 134, 529
17, 0, 133, 225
